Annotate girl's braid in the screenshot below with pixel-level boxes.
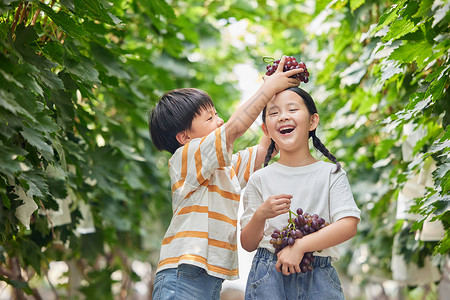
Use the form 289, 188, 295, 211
264, 139, 276, 167
310, 131, 341, 173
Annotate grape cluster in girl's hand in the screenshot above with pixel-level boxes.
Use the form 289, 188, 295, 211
269, 208, 329, 273
264, 56, 310, 83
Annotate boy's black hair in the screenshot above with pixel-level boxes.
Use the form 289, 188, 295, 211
149, 88, 214, 154
262, 87, 341, 172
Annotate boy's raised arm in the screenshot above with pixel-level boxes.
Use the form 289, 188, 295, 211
224, 56, 304, 150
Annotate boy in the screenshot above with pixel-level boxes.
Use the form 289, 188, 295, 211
149, 56, 303, 300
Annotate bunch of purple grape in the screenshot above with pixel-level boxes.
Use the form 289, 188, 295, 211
264, 56, 310, 83
269, 208, 329, 273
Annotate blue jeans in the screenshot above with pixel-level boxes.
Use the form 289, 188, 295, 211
152, 264, 224, 300
245, 248, 345, 300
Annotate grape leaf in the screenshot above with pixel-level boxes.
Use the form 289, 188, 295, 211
383, 18, 419, 42
72, 0, 122, 24
412, 0, 433, 18
38, 2, 87, 39
388, 41, 432, 64
20, 239, 43, 275
20, 126, 54, 156
63, 55, 100, 83
350, 0, 365, 12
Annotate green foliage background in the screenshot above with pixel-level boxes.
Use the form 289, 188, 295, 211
0, 0, 448, 298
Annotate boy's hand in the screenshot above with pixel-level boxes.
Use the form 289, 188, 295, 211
256, 194, 292, 220
275, 243, 304, 275
262, 55, 305, 95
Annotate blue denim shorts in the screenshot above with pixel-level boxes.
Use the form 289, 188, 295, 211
152, 264, 224, 300
245, 248, 345, 300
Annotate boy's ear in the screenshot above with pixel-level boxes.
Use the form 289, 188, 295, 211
309, 113, 320, 131
176, 130, 191, 145
261, 123, 270, 137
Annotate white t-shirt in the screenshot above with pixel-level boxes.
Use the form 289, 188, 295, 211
156, 127, 258, 280
240, 160, 361, 261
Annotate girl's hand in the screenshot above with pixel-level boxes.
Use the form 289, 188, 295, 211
256, 194, 292, 220
262, 56, 304, 95
275, 244, 304, 275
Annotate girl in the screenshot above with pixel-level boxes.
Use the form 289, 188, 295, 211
240, 87, 361, 299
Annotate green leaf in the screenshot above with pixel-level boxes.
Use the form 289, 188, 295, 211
350, 0, 364, 12
41, 42, 64, 65
413, 0, 433, 18
21, 239, 43, 275
144, 0, 176, 19
13, 24, 38, 53
424, 65, 447, 82
0, 89, 30, 117
38, 2, 87, 39
46, 177, 68, 199
427, 74, 448, 102
80, 268, 114, 299
64, 55, 100, 83
374, 139, 396, 160
34, 68, 65, 91
383, 18, 419, 42
374, 0, 408, 32
0, 69, 23, 88
393, 219, 404, 234
388, 41, 433, 64
60, 0, 75, 11
90, 43, 130, 79
19, 170, 49, 198
80, 231, 104, 263
21, 126, 54, 156
0, 275, 34, 295
411, 217, 426, 231
435, 231, 450, 255
34, 113, 59, 134
13, 64, 44, 98
51, 90, 75, 130
72, 0, 122, 25
0, 141, 25, 176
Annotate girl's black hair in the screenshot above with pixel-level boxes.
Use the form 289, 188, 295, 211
149, 88, 214, 154
262, 87, 341, 172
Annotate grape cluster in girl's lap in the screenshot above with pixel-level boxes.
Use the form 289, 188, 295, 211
265, 56, 310, 83
269, 208, 329, 273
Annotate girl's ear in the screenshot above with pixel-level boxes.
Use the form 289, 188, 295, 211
309, 113, 320, 131
176, 130, 191, 145
261, 123, 270, 137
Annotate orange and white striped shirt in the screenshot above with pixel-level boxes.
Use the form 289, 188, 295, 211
156, 126, 257, 280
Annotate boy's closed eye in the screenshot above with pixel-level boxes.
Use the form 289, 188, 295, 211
207, 112, 218, 121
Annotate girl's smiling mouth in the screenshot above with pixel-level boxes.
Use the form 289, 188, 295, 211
278, 126, 295, 135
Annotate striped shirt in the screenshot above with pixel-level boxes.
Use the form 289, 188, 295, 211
156, 126, 257, 280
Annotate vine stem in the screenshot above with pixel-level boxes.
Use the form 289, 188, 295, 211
31, 0, 45, 25
31, 9, 41, 26
39, 199, 55, 239
18, 2, 29, 26
262, 56, 274, 64
45, 273, 59, 300
10, 1, 23, 35
10, 257, 25, 300
288, 209, 297, 226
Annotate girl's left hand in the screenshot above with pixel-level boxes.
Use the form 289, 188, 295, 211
275, 245, 304, 275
